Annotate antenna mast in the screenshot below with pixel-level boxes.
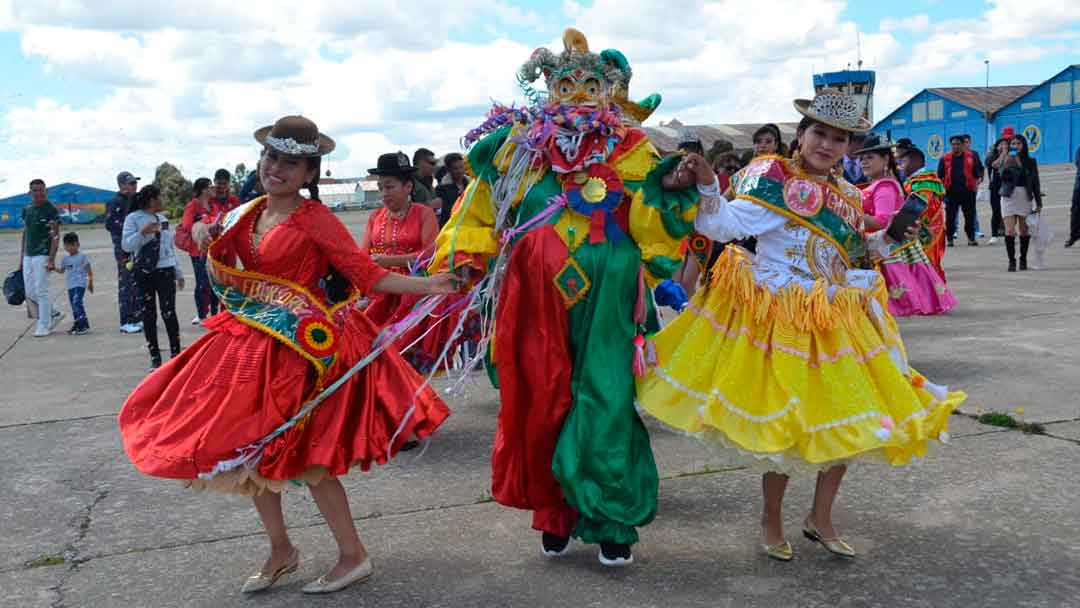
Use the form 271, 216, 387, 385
857, 32, 863, 69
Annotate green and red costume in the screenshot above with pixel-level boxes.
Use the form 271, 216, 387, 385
431, 118, 697, 545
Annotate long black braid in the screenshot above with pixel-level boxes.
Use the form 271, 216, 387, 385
303, 156, 351, 303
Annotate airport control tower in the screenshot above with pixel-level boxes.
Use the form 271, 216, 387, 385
813, 70, 876, 124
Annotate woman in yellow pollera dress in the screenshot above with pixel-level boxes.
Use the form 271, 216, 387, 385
635, 88, 966, 561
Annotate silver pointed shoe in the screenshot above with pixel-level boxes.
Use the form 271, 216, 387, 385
301, 557, 373, 594
240, 548, 299, 593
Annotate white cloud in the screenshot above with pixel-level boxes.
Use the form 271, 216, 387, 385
2, 0, 1080, 196
880, 14, 931, 33
20, 27, 151, 86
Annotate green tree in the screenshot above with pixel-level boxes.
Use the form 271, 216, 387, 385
153, 162, 193, 220
231, 163, 248, 195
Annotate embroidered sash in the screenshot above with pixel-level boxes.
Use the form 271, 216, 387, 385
207, 198, 360, 387
732, 156, 866, 265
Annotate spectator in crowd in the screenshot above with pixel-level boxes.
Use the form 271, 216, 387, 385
842, 133, 867, 184
56, 232, 93, 335
752, 123, 785, 158
122, 184, 184, 370
677, 129, 705, 156
986, 134, 1011, 244
176, 177, 222, 324
713, 151, 742, 193
212, 168, 242, 211
238, 160, 264, 203
20, 179, 63, 337
995, 133, 1042, 271
434, 152, 469, 227
962, 134, 986, 238
1068, 142, 1080, 248
938, 135, 980, 247
411, 148, 438, 209
105, 171, 143, 333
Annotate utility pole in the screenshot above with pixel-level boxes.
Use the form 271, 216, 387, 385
985, 59, 992, 153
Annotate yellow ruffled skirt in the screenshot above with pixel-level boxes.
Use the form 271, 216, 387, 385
637, 247, 965, 475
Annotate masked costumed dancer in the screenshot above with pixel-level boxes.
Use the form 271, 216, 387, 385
857, 135, 955, 316
119, 117, 458, 595
430, 28, 698, 566
636, 89, 965, 561
361, 151, 480, 374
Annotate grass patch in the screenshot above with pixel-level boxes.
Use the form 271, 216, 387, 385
976, 411, 1045, 435
25, 554, 66, 569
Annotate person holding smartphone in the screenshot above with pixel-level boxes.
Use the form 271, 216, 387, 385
995, 133, 1043, 271
121, 184, 185, 369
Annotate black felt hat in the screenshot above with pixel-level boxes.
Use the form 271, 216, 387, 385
894, 138, 925, 161
854, 134, 893, 156
368, 151, 417, 177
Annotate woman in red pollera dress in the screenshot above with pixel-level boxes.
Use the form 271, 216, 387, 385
362, 152, 480, 375
118, 116, 460, 595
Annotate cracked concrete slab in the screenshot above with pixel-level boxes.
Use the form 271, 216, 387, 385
57, 430, 1080, 608
3, 165, 1079, 607
0, 564, 63, 608
1041, 421, 1080, 442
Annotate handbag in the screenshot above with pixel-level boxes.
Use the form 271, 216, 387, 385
4, 269, 25, 306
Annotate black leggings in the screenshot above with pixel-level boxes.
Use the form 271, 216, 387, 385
138, 267, 180, 362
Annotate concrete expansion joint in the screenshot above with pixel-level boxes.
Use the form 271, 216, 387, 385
0, 322, 34, 362
0, 412, 117, 431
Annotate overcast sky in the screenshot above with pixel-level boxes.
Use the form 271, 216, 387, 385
1, 0, 1078, 196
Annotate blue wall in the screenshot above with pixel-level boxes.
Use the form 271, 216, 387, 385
874, 90, 990, 164
876, 65, 1080, 165
992, 65, 1079, 165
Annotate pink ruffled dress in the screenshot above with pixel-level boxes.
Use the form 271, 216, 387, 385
862, 178, 957, 317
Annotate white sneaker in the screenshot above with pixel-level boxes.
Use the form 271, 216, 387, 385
48, 311, 65, 331
988, 237, 999, 245
120, 323, 141, 334
33, 327, 51, 338
191, 315, 202, 326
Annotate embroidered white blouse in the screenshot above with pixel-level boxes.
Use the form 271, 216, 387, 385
694, 178, 889, 297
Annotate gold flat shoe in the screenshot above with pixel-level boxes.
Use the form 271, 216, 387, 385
301, 557, 373, 594
241, 547, 300, 593
803, 520, 856, 559
762, 540, 794, 561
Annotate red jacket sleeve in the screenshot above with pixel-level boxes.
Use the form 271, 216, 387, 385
303, 202, 390, 294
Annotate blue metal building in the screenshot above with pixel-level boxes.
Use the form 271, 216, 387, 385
0, 182, 116, 229
992, 64, 1080, 165
874, 64, 1080, 165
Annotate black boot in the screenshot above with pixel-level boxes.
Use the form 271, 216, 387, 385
1019, 235, 1030, 270
148, 347, 162, 370
1005, 236, 1016, 272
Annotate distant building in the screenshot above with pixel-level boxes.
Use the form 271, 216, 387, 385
0, 182, 116, 229
644, 120, 800, 156
874, 64, 1080, 164
301, 178, 380, 210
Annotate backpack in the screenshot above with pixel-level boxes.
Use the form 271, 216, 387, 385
3, 269, 24, 306
131, 235, 161, 279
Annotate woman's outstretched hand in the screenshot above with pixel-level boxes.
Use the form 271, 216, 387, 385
426, 272, 464, 295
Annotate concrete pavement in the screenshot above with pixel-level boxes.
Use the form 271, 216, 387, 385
0, 164, 1078, 607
